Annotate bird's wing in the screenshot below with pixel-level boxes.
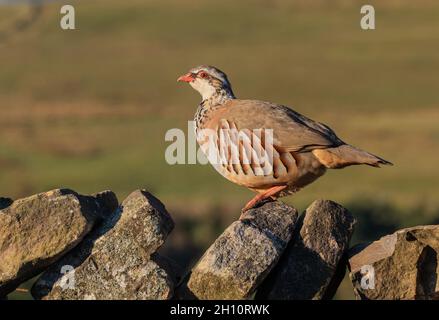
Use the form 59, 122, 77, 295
207, 99, 343, 153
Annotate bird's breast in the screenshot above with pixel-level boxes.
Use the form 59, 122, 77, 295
195, 119, 326, 190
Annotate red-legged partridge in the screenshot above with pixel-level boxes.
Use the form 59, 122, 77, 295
178, 66, 392, 217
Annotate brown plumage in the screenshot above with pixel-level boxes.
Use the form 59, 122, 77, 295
178, 65, 392, 215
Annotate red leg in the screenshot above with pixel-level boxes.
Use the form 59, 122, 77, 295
240, 185, 287, 219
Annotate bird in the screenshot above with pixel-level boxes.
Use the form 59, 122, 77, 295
178, 65, 392, 217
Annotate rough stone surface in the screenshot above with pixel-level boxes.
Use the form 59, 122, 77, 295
256, 199, 356, 300
0, 189, 117, 296
32, 190, 176, 300
182, 201, 298, 300
349, 225, 439, 300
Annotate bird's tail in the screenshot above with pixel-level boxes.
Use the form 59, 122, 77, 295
312, 144, 393, 169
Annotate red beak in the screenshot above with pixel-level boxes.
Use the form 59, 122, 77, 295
177, 73, 195, 83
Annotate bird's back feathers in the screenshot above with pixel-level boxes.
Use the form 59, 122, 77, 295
208, 99, 392, 169
216, 99, 344, 152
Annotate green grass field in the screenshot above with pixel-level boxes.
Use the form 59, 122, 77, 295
1, 0, 439, 299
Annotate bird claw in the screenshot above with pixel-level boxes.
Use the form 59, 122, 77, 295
239, 198, 274, 220
239, 209, 251, 221
239, 206, 252, 221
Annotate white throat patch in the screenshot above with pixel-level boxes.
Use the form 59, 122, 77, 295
190, 78, 217, 100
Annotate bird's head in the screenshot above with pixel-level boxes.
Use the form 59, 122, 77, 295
177, 65, 235, 101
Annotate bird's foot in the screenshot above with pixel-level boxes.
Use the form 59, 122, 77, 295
240, 198, 264, 218
239, 185, 288, 220
239, 199, 271, 220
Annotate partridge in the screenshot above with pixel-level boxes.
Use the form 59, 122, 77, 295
178, 66, 392, 215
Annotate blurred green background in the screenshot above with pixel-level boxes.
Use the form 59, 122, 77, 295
1, 0, 438, 300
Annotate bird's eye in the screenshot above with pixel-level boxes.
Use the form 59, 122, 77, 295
199, 72, 208, 79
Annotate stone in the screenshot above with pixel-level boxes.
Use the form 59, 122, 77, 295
0, 189, 118, 296
349, 225, 439, 300
256, 200, 356, 300
182, 201, 298, 300
32, 190, 176, 300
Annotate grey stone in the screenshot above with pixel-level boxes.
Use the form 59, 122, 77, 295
32, 190, 176, 300
256, 200, 355, 300
349, 225, 439, 300
0, 189, 117, 296
182, 201, 298, 300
